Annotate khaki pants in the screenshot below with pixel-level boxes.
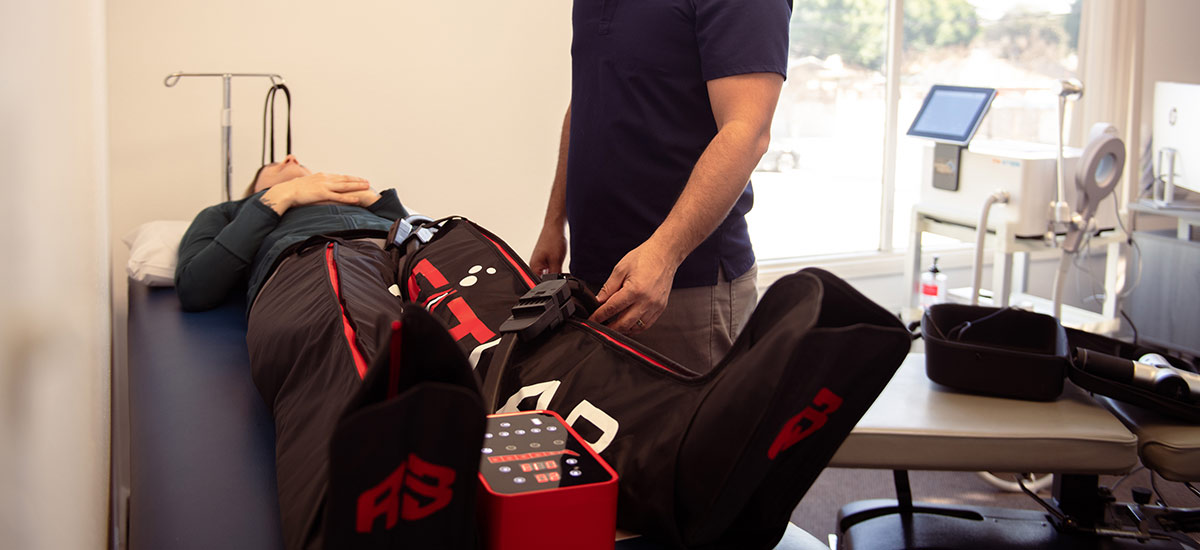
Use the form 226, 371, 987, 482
629, 264, 758, 374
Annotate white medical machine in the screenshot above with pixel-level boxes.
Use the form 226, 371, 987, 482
911, 86, 1117, 238
907, 83, 1126, 320
1151, 81, 1200, 208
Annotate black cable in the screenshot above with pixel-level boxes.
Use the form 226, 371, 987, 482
1121, 308, 1139, 346
261, 84, 292, 166
946, 307, 1019, 341
1110, 465, 1144, 493
262, 86, 275, 166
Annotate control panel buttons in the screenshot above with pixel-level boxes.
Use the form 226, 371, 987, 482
480, 411, 612, 495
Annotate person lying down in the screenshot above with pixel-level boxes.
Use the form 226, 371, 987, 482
176, 155, 912, 550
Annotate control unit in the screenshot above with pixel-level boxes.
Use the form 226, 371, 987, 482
478, 410, 618, 550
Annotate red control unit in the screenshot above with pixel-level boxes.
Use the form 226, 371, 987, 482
478, 410, 618, 550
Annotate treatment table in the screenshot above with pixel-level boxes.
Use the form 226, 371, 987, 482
126, 281, 1198, 549
124, 281, 827, 550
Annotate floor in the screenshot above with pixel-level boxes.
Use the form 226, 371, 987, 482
791, 466, 1200, 548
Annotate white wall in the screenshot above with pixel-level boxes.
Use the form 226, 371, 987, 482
0, 0, 111, 548
1141, 0, 1200, 135
108, 0, 572, 275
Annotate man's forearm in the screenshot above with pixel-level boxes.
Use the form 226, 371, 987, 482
647, 119, 770, 265
544, 106, 572, 228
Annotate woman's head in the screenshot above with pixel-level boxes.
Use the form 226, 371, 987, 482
243, 154, 311, 197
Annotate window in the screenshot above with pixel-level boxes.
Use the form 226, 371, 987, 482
747, 0, 1082, 260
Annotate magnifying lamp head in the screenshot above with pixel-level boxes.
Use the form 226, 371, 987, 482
1094, 153, 1117, 190
1075, 130, 1125, 218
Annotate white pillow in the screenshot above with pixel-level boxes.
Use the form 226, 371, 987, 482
123, 220, 190, 287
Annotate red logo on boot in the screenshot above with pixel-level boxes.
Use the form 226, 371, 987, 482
356, 453, 458, 532
406, 259, 496, 345
767, 388, 844, 460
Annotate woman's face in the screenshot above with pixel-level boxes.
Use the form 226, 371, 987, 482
254, 155, 311, 192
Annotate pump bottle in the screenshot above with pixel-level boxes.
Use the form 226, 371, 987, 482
919, 257, 947, 310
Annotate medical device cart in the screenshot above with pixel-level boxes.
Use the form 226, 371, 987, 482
904, 203, 1125, 334
1125, 203, 1200, 356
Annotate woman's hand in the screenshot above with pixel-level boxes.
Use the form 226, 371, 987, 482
337, 187, 382, 208
259, 173, 371, 215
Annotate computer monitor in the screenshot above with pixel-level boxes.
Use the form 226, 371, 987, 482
907, 85, 997, 146
1154, 81, 1200, 198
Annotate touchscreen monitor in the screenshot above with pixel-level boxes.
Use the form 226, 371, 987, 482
907, 85, 997, 146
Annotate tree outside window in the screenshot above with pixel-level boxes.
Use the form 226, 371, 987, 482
748, 0, 1081, 259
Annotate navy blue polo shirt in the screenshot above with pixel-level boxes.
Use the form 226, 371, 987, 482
566, 0, 791, 288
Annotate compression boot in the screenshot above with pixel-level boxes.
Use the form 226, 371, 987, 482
323, 307, 486, 550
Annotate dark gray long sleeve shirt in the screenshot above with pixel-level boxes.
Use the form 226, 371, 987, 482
175, 188, 409, 312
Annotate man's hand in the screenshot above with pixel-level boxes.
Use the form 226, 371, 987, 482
260, 173, 370, 215
588, 241, 679, 334
529, 222, 567, 276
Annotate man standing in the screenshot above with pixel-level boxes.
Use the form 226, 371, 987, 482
530, 0, 792, 372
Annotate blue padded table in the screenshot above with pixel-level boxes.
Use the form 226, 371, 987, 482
125, 281, 827, 550
127, 282, 281, 550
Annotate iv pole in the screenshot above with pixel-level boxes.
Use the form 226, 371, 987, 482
164, 72, 286, 202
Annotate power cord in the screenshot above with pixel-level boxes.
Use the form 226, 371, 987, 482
1110, 465, 1145, 493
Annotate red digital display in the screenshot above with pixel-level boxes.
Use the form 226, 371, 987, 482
520, 460, 559, 473
486, 450, 577, 464
534, 471, 561, 484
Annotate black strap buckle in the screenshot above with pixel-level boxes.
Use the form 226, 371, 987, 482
386, 215, 437, 252
498, 278, 577, 342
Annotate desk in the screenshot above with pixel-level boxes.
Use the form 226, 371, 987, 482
830, 354, 1137, 474
828, 354, 1199, 549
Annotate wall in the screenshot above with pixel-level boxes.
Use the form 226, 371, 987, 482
0, 0, 111, 548
108, 1, 571, 262
1141, 0, 1200, 138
